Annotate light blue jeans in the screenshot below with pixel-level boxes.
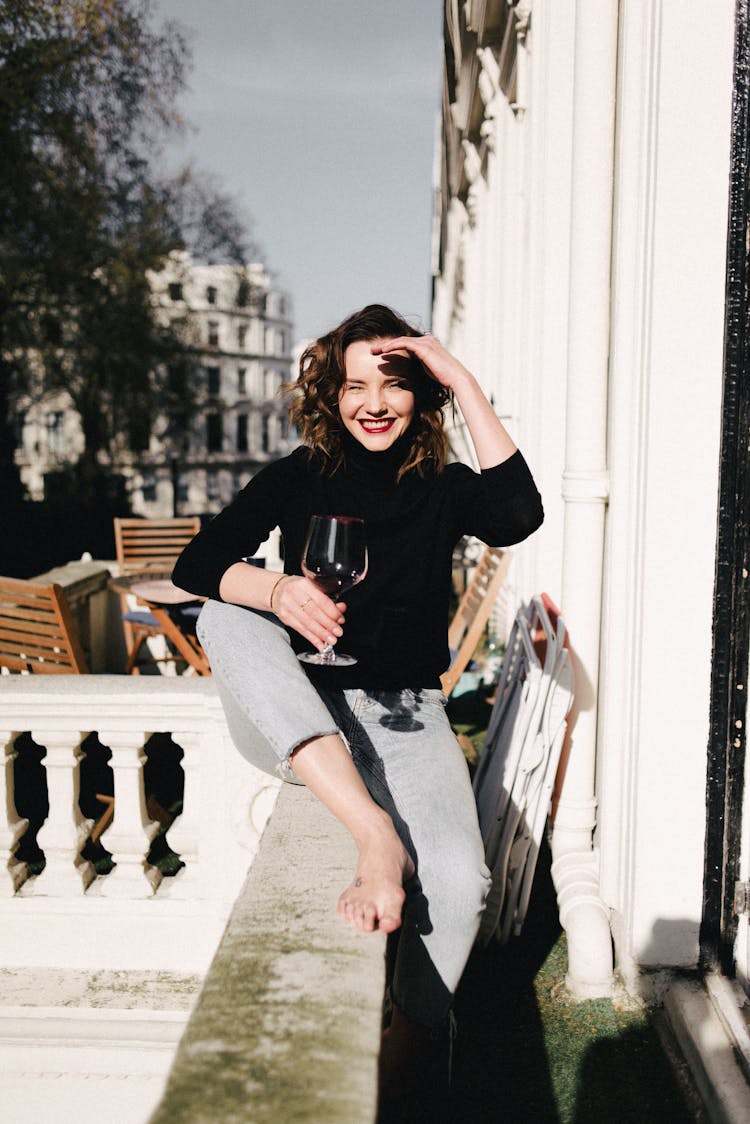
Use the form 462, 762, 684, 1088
197, 599, 491, 1028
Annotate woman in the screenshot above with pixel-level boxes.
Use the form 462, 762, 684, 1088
172, 304, 543, 1119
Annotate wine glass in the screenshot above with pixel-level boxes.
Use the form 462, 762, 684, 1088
298, 515, 367, 666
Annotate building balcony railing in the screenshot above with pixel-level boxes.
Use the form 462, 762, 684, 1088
1, 675, 280, 973
0, 559, 383, 1119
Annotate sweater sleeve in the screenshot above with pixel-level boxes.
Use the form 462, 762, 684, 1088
171, 454, 296, 600
450, 449, 544, 546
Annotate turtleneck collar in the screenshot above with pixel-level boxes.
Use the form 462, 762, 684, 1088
340, 427, 415, 483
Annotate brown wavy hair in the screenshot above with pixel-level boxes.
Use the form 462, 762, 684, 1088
285, 304, 450, 480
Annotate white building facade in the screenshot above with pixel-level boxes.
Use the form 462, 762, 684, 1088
15, 256, 296, 520
140, 256, 295, 519
433, 0, 749, 1030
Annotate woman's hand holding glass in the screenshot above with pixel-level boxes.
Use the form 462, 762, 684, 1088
272, 574, 346, 653
298, 515, 367, 665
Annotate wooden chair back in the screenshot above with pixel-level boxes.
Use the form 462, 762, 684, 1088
114, 517, 201, 575
441, 547, 511, 696
0, 575, 89, 674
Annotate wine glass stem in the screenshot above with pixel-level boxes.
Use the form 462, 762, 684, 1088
319, 644, 336, 665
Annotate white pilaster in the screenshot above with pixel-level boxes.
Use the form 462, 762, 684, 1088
550, 0, 620, 998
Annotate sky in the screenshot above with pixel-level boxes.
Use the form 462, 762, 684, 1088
153, 0, 444, 343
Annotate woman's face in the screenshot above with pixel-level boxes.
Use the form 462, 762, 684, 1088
338, 338, 416, 451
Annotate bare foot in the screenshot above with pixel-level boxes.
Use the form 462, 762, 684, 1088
338, 828, 415, 934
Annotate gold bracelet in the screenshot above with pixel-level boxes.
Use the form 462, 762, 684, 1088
269, 574, 290, 613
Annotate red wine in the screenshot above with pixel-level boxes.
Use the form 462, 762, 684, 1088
298, 515, 366, 667
307, 572, 362, 597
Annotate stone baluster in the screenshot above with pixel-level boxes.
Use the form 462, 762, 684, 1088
93, 730, 161, 898
158, 731, 203, 899
30, 730, 95, 896
0, 731, 28, 896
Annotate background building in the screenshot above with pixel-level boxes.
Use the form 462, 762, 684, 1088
15, 254, 295, 523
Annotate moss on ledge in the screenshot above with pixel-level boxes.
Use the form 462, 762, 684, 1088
150, 784, 385, 1124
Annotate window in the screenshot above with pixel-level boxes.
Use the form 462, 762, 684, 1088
177, 472, 189, 505
46, 411, 65, 455
237, 414, 248, 452
206, 366, 220, 395
236, 278, 250, 307
208, 320, 219, 347
207, 413, 223, 452
206, 469, 221, 502
264, 325, 273, 354
278, 330, 287, 354
264, 368, 277, 397
261, 414, 270, 453
237, 367, 247, 395
278, 296, 286, 317
238, 324, 247, 350
168, 282, 183, 301
206, 285, 217, 305
280, 414, 289, 440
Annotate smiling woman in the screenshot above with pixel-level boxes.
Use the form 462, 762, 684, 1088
291, 305, 451, 479
171, 302, 544, 1121
337, 341, 416, 449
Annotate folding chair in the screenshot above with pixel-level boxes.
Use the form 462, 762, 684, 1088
440, 546, 511, 696
472, 595, 573, 945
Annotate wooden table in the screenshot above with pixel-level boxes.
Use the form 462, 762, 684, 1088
108, 571, 210, 676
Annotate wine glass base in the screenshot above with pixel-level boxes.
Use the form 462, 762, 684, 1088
298, 651, 358, 667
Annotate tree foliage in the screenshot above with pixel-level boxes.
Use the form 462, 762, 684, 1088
0, 0, 252, 531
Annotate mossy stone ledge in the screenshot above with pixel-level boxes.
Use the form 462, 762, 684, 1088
150, 783, 385, 1124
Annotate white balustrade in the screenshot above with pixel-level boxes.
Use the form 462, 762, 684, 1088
156, 731, 202, 900
0, 731, 28, 896
0, 677, 280, 973
27, 730, 95, 897
92, 730, 160, 899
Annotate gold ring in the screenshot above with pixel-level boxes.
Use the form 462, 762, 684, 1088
301, 597, 313, 612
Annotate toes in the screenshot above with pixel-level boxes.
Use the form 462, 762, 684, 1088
362, 903, 377, 931
378, 910, 402, 933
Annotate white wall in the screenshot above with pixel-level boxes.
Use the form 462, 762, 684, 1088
433, 1, 579, 619
433, 0, 738, 981
597, 0, 735, 976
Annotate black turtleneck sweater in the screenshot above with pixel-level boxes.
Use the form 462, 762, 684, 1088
172, 433, 543, 689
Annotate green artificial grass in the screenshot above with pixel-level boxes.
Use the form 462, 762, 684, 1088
444, 683, 696, 1123
449, 884, 695, 1123
536, 939, 691, 1123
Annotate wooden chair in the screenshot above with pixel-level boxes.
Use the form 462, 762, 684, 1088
113, 517, 202, 675
114, 517, 202, 576
0, 576, 116, 848
440, 546, 511, 697
0, 575, 89, 674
